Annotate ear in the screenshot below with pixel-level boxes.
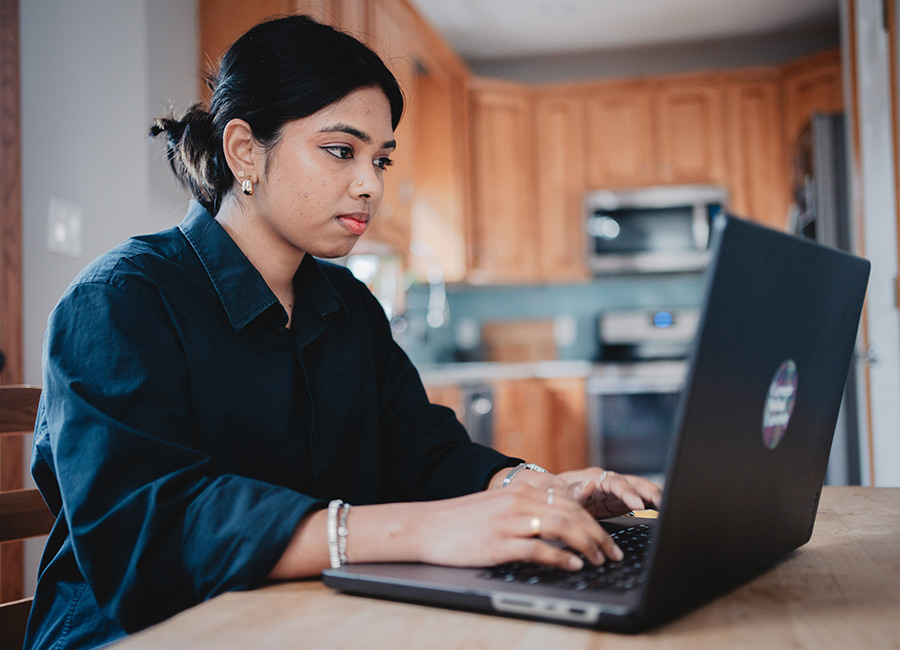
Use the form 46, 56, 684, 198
221, 118, 259, 183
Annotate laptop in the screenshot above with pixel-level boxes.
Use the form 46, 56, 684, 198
323, 214, 871, 632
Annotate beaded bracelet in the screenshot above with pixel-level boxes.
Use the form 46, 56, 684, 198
327, 499, 352, 569
337, 502, 351, 566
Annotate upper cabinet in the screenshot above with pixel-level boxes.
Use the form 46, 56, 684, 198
534, 95, 590, 282
722, 71, 786, 229
467, 50, 842, 283
655, 78, 728, 186
583, 78, 727, 189
467, 79, 539, 283
584, 83, 657, 187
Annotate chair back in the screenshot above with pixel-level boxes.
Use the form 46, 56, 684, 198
0, 385, 53, 650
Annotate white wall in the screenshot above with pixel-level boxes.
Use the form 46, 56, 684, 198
843, 0, 900, 487
19, 0, 198, 594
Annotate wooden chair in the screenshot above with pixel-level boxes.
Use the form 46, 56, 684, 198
0, 385, 53, 650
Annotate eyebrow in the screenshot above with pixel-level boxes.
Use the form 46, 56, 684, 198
320, 123, 396, 150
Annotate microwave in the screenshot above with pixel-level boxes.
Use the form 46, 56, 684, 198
584, 184, 728, 274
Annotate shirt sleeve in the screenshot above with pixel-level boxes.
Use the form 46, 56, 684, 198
346, 275, 519, 502
39, 274, 319, 632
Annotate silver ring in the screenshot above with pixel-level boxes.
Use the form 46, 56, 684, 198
599, 470, 608, 486
529, 516, 541, 537
546, 488, 554, 506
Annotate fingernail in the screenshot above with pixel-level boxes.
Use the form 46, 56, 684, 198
567, 555, 584, 571
612, 545, 624, 562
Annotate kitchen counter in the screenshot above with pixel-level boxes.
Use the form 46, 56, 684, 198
417, 360, 595, 386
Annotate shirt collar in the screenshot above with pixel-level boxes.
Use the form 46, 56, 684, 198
178, 201, 344, 334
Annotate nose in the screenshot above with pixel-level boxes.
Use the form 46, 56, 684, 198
350, 165, 383, 202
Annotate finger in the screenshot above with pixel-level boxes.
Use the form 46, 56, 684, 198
601, 473, 648, 512
525, 512, 623, 565
503, 538, 586, 572
571, 479, 596, 503
622, 476, 664, 511
631, 481, 662, 510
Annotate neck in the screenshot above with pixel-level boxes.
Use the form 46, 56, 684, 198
214, 197, 303, 320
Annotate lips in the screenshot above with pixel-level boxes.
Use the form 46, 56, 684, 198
336, 212, 369, 236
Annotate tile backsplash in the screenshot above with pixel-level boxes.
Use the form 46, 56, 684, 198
398, 273, 706, 366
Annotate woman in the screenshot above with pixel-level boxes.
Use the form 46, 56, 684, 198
25, 15, 660, 650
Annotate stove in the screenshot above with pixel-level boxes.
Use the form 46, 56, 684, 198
587, 308, 700, 481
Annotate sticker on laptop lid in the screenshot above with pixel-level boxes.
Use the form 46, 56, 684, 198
762, 360, 798, 449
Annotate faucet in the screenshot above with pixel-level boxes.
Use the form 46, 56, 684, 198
409, 240, 447, 329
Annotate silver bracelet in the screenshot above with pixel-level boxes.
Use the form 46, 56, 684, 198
502, 462, 548, 487
327, 499, 344, 568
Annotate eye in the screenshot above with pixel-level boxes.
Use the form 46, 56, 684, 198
323, 145, 353, 160
374, 156, 394, 170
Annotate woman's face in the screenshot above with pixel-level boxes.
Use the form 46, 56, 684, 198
249, 86, 396, 260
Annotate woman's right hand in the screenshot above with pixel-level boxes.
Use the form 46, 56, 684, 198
270, 482, 623, 579
402, 482, 623, 571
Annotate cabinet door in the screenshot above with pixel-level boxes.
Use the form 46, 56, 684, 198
409, 63, 469, 283
365, 0, 417, 254
585, 87, 656, 188
492, 377, 587, 473
468, 82, 538, 283
541, 377, 588, 472
724, 78, 786, 228
535, 96, 589, 281
492, 378, 551, 464
199, 0, 293, 85
656, 81, 728, 185
782, 50, 843, 154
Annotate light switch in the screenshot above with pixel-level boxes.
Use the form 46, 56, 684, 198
47, 197, 83, 257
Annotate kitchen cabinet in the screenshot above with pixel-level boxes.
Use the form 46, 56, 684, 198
583, 77, 727, 189
364, 0, 419, 254
492, 377, 587, 473
781, 49, 844, 160
584, 83, 657, 188
468, 51, 842, 269
467, 78, 539, 283
655, 78, 728, 186
723, 73, 787, 229
535, 95, 591, 281
423, 372, 589, 474
467, 83, 591, 284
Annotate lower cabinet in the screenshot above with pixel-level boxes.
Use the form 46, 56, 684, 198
426, 376, 588, 474
493, 377, 587, 474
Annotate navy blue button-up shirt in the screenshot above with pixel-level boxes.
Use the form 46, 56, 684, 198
25, 201, 516, 650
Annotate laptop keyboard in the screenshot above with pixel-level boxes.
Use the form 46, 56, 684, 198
480, 523, 653, 593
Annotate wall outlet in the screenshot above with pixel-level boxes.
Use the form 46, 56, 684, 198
47, 197, 83, 257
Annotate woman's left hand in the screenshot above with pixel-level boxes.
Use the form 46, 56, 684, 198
558, 468, 662, 519
494, 466, 662, 520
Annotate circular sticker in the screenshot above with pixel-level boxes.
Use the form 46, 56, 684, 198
762, 360, 798, 449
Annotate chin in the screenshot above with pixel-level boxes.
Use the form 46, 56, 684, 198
310, 241, 360, 260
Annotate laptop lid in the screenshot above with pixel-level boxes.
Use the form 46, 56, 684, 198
323, 215, 870, 632
637, 214, 870, 626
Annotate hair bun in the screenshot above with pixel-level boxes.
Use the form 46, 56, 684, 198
150, 104, 221, 208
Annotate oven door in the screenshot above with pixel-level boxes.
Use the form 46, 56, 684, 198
586, 361, 687, 483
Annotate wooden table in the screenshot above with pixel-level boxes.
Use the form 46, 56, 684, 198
114, 487, 900, 649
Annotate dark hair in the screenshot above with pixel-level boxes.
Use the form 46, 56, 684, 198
150, 15, 404, 213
